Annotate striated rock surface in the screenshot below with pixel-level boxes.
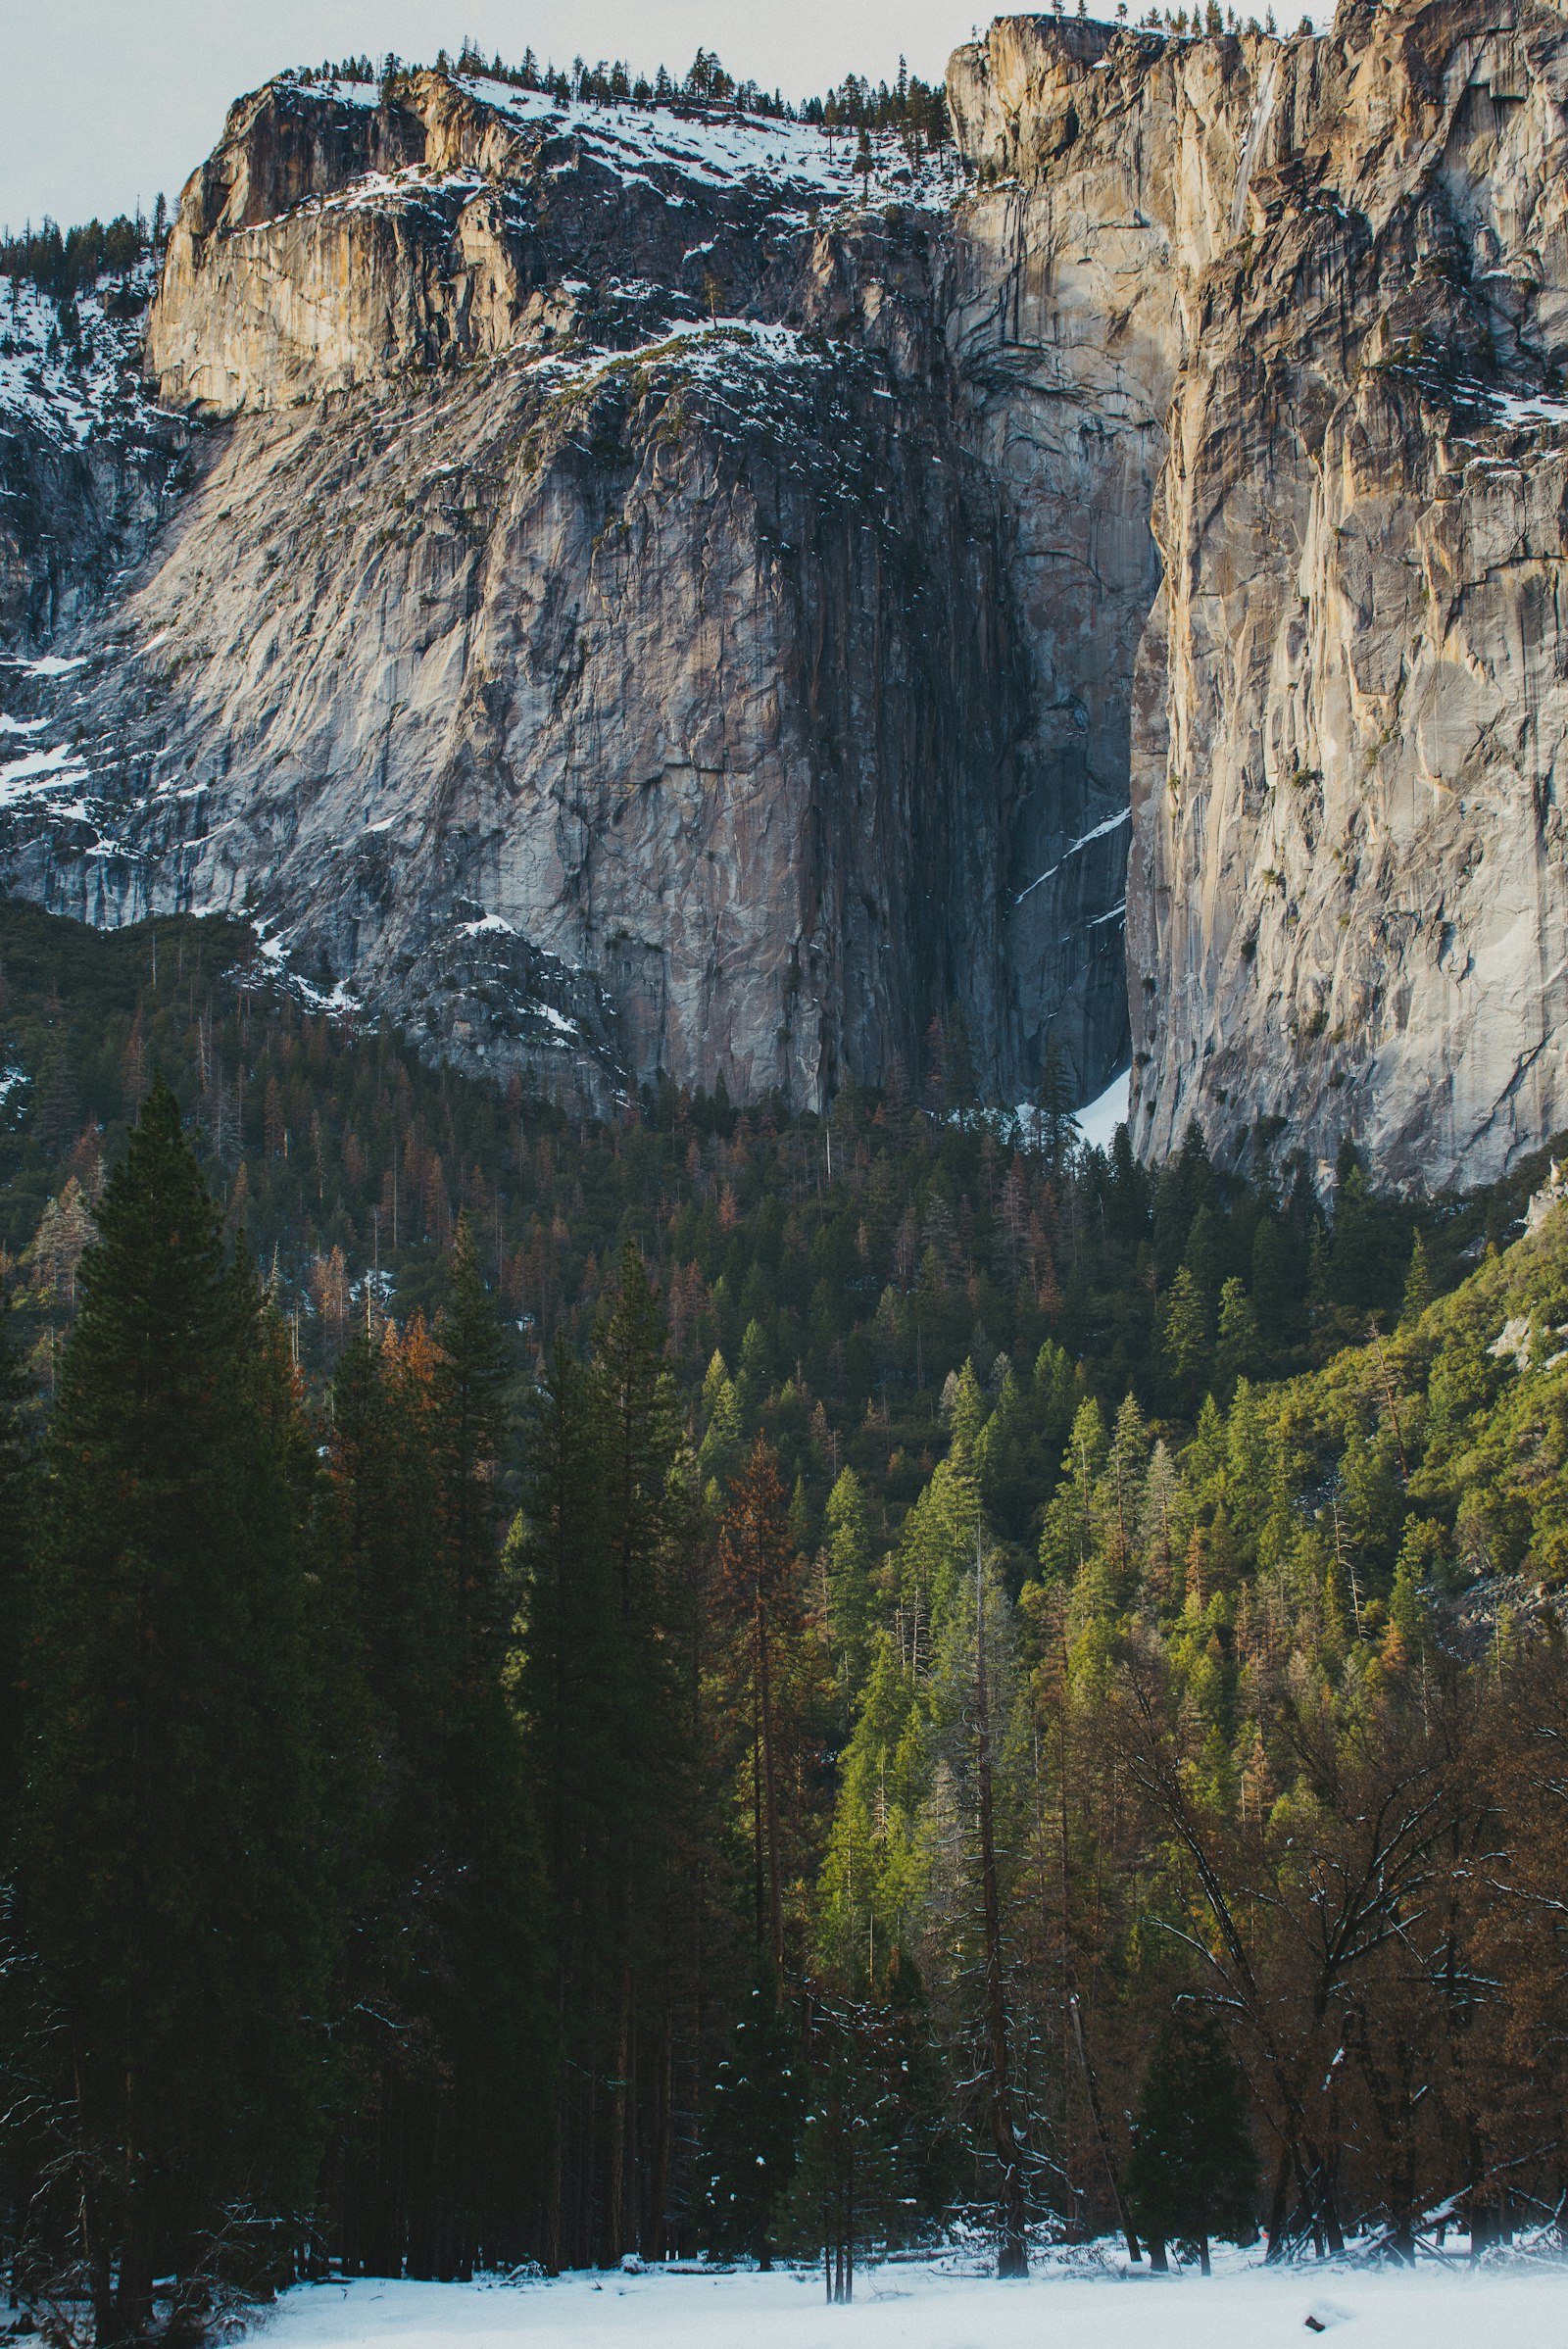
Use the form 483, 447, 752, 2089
944, 18, 1270, 1129
946, 0, 1568, 1190
2, 79, 1052, 1108
1122, 0, 1568, 1191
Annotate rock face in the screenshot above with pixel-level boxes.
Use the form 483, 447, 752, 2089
1122, 0, 1568, 1192
9, 7, 1568, 1176
3, 72, 1120, 1108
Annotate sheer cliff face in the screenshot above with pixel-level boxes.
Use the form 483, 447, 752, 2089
951, 0, 1568, 1190
2, 73, 1106, 1108
1118, 0, 1568, 1191
10, 9, 1568, 1171
945, 21, 1279, 1131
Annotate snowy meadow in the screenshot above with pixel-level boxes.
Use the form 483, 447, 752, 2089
259, 2256, 1568, 2349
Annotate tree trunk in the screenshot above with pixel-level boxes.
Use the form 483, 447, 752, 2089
758, 1603, 785, 1972
975, 1539, 1028, 2277
606, 1960, 632, 2265
646, 1985, 672, 2261
1263, 2145, 1291, 2262
752, 1680, 765, 1954
1067, 1988, 1138, 2259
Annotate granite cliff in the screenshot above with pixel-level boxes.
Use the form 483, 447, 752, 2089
5, 3, 1568, 1183
2, 74, 1113, 1111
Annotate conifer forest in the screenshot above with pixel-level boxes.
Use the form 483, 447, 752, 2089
4, 902, 1568, 2337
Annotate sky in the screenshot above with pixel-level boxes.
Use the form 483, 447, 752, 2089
0, 0, 984, 234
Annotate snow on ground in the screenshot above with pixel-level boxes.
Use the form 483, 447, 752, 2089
255, 2254, 1568, 2349
1074, 1068, 1132, 1155
311, 78, 382, 110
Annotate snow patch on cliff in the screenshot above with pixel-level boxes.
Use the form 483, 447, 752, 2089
0, 269, 157, 449
524, 317, 832, 400
0, 743, 90, 806
1075, 1067, 1131, 1153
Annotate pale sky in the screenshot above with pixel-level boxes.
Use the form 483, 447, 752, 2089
0, 0, 984, 233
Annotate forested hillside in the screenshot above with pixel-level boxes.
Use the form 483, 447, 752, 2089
3, 902, 1567, 2336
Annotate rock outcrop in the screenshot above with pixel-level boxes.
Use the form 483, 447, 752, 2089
8, 5, 1568, 1180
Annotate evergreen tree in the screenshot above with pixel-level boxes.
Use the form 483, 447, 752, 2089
720, 1437, 808, 1970
19, 1076, 325, 2340
513, 1245, 700, 2268
942, 1003, 980, 1131
776, 1993, 898, 2299
1159, 1265, 1211, 1412
1123, 2011, 1257, 2274
436, 1210, 512, 1620
703, 1965, 804, 2269
326, 1289, 545, 2281
822, 1467, 875, 1726
1033, 1036, 1076, 1178
1401, 1231, 1435, 1325
1214, 1275, 1260, 1393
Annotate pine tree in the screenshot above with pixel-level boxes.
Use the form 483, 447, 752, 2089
1401, 1231, 1434, 1325
513, 1246, 700, 2268
1214, 1275, 1260, 1393
822, 1468, 874, 1725
942, 1003, 980, 1131
1033, 1037, 1076, 1177
704, 1965, 804, 2269
1159, 1265, 1211, 1413
1123, 2011, 1257, 2273
436, 1209, 513, 1626
776, 1993, 895, 2299
20, 1075, 325, 2340
720, 1438, 805, 1970
328, 1285, 545, 2282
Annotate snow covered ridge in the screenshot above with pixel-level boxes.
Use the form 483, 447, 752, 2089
0, 266, 164, 449
259, 71, 963, 227
451, 76, 960, 208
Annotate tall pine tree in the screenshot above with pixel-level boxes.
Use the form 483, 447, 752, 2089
19, 1076, 325, 2342
513, 1245, 702, 2267
325, 1234, 546, 2281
